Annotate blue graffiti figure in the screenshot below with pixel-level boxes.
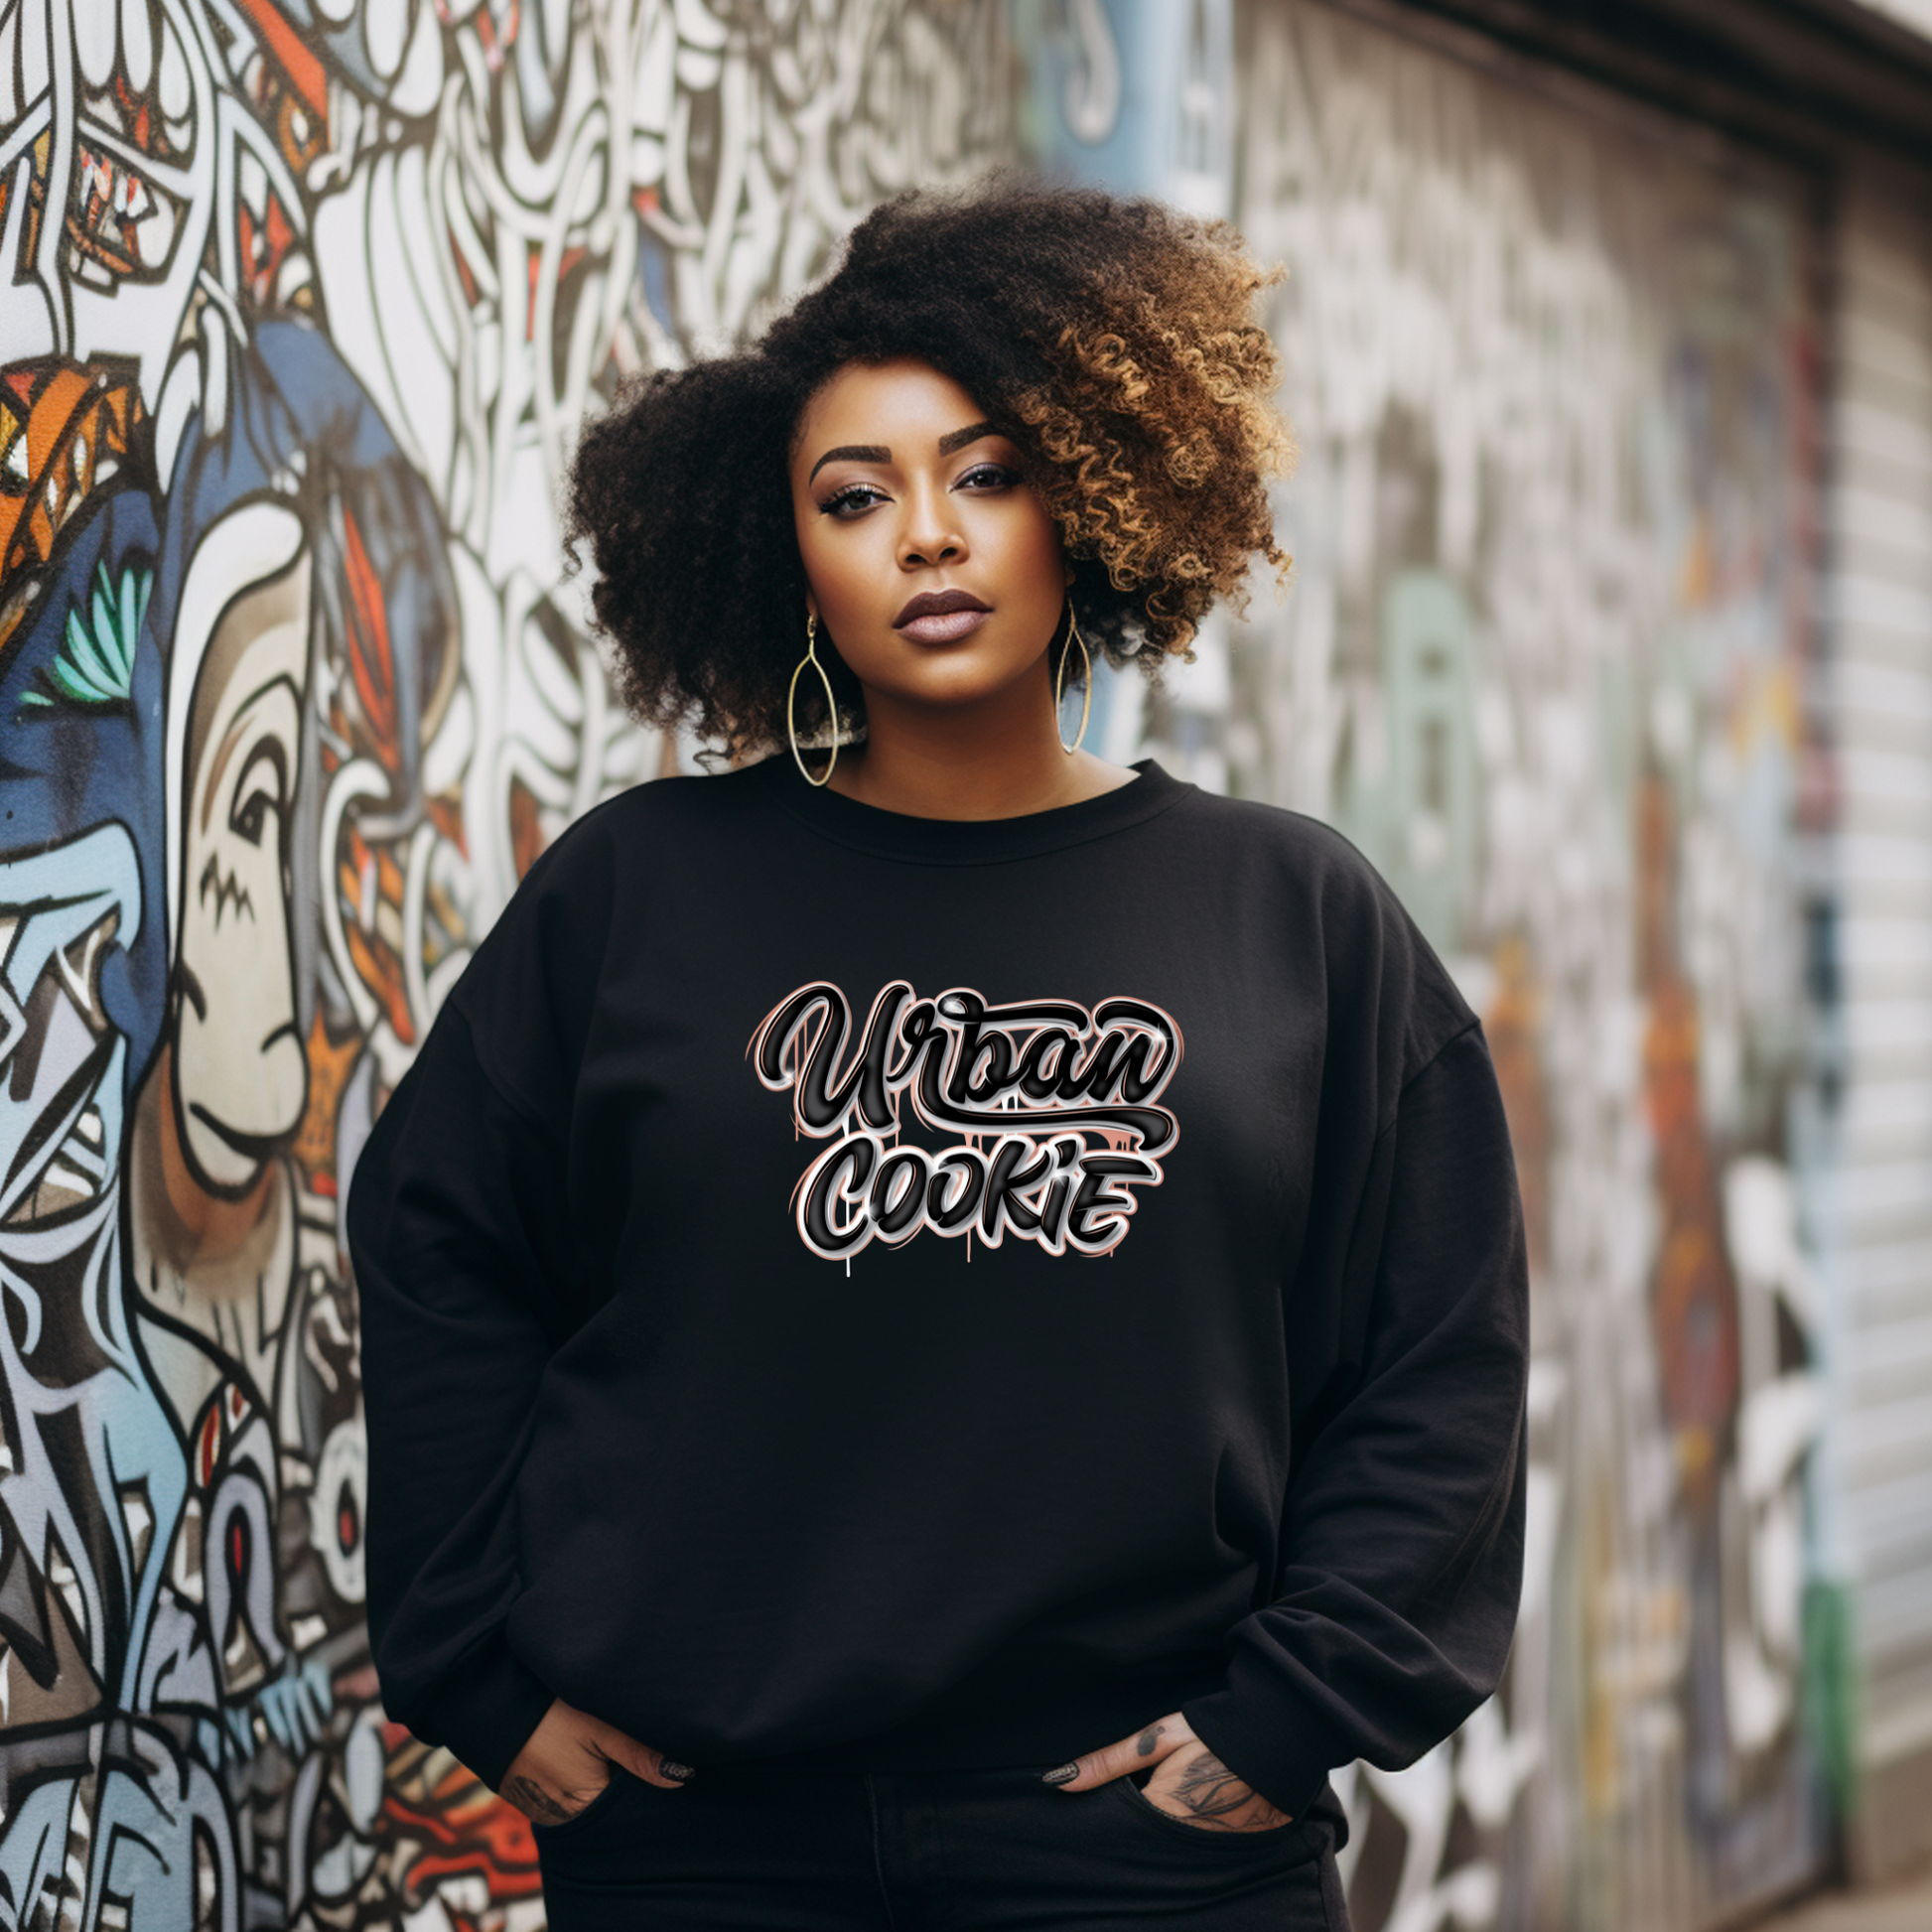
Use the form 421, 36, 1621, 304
0, 315, 455, 1930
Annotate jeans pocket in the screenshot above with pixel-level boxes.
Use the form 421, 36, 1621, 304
1107, 1773, 1311, 1854
530, 1768, 628, 1836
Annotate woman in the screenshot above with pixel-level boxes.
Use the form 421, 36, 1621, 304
349, 177, 1529, 1932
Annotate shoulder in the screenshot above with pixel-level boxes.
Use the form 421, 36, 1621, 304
1172, 787, 1390, 894
521, 763, 769, 878
1170, 787, 1426, 949
1173, 788, 1478, 1090
450, 766, 767, 988
412, 768, 770, 1121
483, 763, 774, 926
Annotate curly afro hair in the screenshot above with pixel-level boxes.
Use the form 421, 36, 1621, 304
564, 173, 1295, 752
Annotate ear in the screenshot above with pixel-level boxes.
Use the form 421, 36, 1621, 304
803, 589, 819, 622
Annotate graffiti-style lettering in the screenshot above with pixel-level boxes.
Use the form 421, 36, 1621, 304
755, 982, 1182, 1262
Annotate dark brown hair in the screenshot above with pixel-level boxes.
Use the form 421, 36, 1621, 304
564, 173, 1295, 751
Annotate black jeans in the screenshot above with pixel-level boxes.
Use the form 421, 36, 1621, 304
532, 1758, 1351, 1930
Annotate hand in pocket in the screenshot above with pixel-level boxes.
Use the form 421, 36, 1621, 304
500, 1696, 696, 1826
1043, 1712, 1294, 1832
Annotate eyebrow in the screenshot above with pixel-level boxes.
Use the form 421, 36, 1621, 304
807, 421, 1003, 483
938, 419, 1000, 455
201, 681, 297, 830
808, 444, 888, 483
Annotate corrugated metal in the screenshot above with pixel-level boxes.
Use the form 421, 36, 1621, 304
1823, 172, 1932, 1871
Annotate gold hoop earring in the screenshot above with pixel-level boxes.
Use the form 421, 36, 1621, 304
788, 615, 838, 787
1053, 605, 1092, 756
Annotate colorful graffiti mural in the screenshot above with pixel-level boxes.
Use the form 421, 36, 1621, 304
0, 1, 1012, 1925
2, 1, 1838, 1928
1219, 5, 1832, 1927
1022, 6, 1833, 1914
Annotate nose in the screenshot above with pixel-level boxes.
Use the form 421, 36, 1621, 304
897, 481, 966, 569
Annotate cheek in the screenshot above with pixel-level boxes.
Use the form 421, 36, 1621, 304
994, 502, 1069, 607
235, 826, 282, 896
794, 507, 882, 621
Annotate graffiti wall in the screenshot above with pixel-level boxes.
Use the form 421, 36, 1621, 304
0, 2, 1013, 1925
1025, 13, 1834, 1912
1213, 5, 1833, 1928
1, 0, 1837, 1928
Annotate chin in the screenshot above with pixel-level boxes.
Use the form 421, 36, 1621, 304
876, 646, 1042, 706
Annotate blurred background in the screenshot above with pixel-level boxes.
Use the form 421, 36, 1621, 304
2, 1, 1930, 1927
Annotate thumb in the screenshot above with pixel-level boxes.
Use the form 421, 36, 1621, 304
591, 1722, 697, 1789
1043, 1714, 1197, 1792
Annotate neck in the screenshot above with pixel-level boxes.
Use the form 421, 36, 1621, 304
824, 657, 1135, 820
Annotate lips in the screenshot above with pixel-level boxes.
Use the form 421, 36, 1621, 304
894, 588, 992, 645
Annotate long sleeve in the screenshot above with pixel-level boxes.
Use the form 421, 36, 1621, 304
346, 1001, 571, 1789
1180, 1023, 1531, 1819
338, 760, 1527, 1796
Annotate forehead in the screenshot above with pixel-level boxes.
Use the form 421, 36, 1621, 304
187, 557, 311, 784
792, 358, 991, 459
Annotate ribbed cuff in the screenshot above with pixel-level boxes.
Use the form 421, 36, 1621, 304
401, 1630, 557, 1793
1179, 1678, 1357, 1821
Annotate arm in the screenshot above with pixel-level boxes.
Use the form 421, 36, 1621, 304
1177, 1024, 1531, 1818
346, 1001, 568, 1790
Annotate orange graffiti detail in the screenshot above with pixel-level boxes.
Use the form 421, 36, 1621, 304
18, 130, 50, 271
67, 144, 151, 278
293, 1009, 364, 1192
342, 507, 401, 768
234, 0, 330, 120
0, 362, 144, 653
238, 192, 299, 309
1637, 775, 1739, 1505
380, 1727, 544, 1910
508, 774, 548, 881
1483, 934, 1549, 1278
338, 826, 416, 1046
425, 791, 469, 861
111, 70, 155, 154
474, 1, 522, 76
197, 1403, 222, 1488
146, 1040, 281, 1266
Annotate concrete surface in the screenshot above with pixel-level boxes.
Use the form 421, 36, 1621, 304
1749, 1864, 1932, 1931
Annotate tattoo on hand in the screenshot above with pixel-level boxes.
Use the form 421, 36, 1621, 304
1172, 1750, 1290, 1830
505, 1774, 573, 1825
1135, 1723, 1166, 1757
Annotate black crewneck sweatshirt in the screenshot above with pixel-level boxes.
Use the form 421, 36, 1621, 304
347, 756, 1528, 1822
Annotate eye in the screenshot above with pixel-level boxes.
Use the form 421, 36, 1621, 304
228, 740, 289, 848
955, 462, 1021, 491
232, 793, 270, 846
818, 483, 889, 518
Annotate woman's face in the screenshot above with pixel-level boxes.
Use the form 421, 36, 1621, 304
789, 358, 1071, 718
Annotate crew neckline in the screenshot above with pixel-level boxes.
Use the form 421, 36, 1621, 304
751, 754, 1192, 865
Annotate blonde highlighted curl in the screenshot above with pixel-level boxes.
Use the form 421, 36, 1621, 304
1017, 253, 1296, 653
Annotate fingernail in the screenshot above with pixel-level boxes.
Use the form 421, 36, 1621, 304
661, 1759, 696, 1781
1040, 1762, 1080, 1785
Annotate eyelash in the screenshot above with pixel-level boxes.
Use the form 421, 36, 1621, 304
817, 463, 1021, 517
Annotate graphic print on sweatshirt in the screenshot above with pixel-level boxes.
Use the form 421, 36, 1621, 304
749, 982, 1183, 1262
